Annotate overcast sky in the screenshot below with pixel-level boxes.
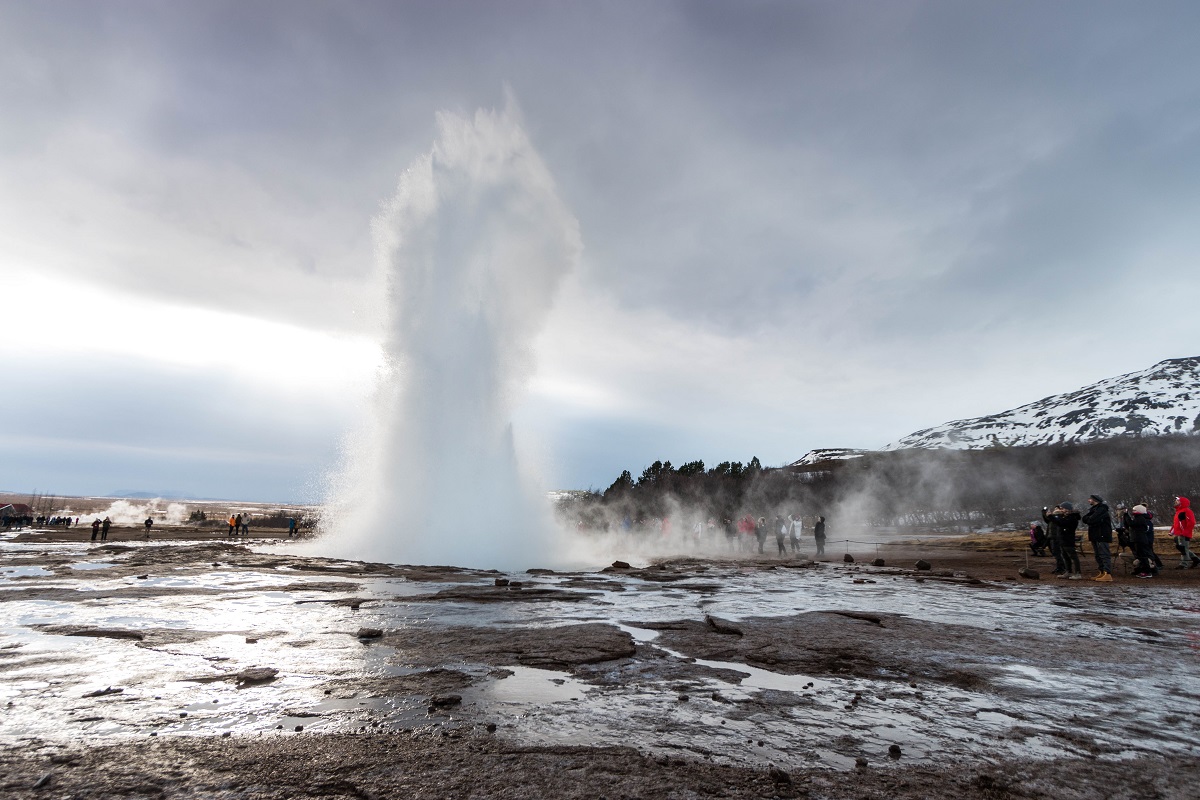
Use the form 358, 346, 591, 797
4, 1, 1200, 501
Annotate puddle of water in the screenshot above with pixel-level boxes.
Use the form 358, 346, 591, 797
0, 565, 53, 578
69, 562, 118, 571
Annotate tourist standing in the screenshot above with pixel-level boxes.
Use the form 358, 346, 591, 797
1042, 506, 1067, 575
1170, 496, 1198, 569
1082, 495, 1114, 581
144, 517, 153, 539
1045, 503, 1082, 579
228, 514, 238, 537
774, 514, 787, 555
755, 517, 767, 554
288, 517, 297, 537
788, 514, 802, 553
1129, 504, 1158, 578
814, 516, 826, 556
100, 517, 111, 542
90, 518, 101, 542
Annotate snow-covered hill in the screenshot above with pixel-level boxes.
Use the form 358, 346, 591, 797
787, 448, 869, 467
884, 356, 1200, 450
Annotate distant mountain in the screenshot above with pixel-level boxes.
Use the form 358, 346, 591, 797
884, 356, 1200, 450
108, 490, 201, 501
788, 448, 869, 467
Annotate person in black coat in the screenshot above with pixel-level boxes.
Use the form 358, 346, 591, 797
1127, 505, 1160, 577
1045, 503, 1082, 579
1081, 494, 1114, 581
1042, 506, 1067, 575
813, 516, 826, 556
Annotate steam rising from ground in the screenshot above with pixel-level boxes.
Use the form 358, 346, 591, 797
318, 100, 581, 569
83, 500, 191, 526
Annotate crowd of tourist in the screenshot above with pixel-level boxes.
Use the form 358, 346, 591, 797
1031, 495, 1195, 580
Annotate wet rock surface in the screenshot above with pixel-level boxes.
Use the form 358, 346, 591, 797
3, 537, 1200, 797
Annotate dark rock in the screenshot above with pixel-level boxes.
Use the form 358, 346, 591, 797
82, 687, 123, 698
1018, 567, 1040, 580
180, 712, 187, 718
526, 568, 556, 575
295, 725, 303, 732
485, 722, 497, 733
830, 611, 883, 626
245, 637, 258, 644
508, 581, 523, 588
704, 615, 743, 636
915, 560, 932, 570
429, 694, 462, 708
677, 694, 689, 702
852, 578, 877, 584
236, 667, 278, 684
855, 756, 869, 769
356, 627, 384, 639
32, 773, 53, 789
39, 626, 144, 641
888, 744, 902, 759
494, 578, 510, 586
610, 560, 632, 570
871, 558, 885, 567
136, 575, 149, 580
221, 731, 231, 738
843, 553, 855, 563
769, 765, 792, 784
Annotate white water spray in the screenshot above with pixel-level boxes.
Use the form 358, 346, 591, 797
319, 101, 581, 568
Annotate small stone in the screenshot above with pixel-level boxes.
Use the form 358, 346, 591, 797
180, 712, 188, 718
769, 765, 792, 784
843, 553, 855, 563
222, 731, 232, 738
32, 773, 53, 789
149, 732, 158, 737
855, 756, 869, 769
236, 667, 278, 684
509, 581, 524, 588
357, 627, 383, 639
888, 744, 902, 759
494, 578, 510, 586
915, 560, 932, 570
295, 725, 303, 732
610, 560, 632, 570
136, 575, 149, 580
678, 694, 689, 702
245, 637, 258, 644
429, 694, 462, 708
486, 722, 497, 733
871, 558, 885, 567
1018, 567, 1040, 580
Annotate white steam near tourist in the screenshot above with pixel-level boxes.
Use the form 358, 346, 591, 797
317, 99, 581, 569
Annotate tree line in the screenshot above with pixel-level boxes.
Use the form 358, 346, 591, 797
560, 434, 1200, 531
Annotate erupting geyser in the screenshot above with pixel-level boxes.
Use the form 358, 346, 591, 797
320, 100, 581, 568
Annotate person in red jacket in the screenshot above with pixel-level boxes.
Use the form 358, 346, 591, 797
1171, 496, 1198, 569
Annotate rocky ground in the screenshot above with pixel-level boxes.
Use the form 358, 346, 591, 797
2, 529, 1198, 798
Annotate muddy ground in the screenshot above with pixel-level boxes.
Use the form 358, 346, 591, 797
2, 530, 1199, 798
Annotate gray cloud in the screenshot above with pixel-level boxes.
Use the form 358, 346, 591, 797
4, 1, 1200, 496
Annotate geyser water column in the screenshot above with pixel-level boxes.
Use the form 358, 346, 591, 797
323, 102, 581, 569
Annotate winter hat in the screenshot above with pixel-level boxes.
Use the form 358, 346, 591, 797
1089, 494, 1104, 504
1133, 504, 1148, 514
1059, 501, 1074, 511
